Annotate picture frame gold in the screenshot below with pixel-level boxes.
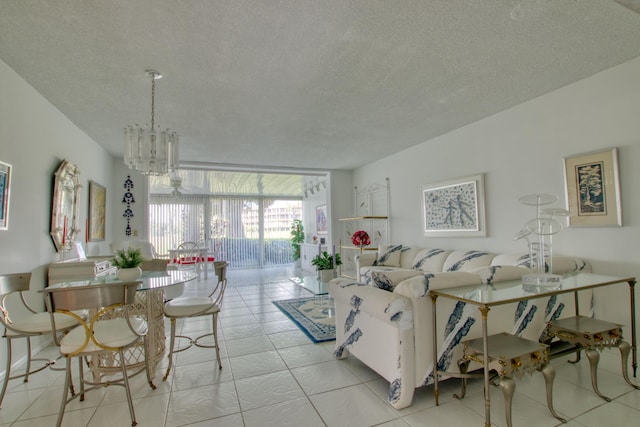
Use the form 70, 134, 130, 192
563, 148, 621, 227
88, 180, 106, 241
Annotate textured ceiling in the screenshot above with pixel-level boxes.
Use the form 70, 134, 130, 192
1, 1, 640, 171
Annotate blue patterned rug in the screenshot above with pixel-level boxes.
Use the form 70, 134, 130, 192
273, 296, 335, 343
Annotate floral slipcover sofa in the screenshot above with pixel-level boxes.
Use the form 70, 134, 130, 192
328, 246, 591, 409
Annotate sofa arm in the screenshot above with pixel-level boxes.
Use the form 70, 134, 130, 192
354, 252, 378, 281
329, 278, 413, 329
328, 278, 416, 409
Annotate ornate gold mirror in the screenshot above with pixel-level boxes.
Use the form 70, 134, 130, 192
50, 160, 81, 252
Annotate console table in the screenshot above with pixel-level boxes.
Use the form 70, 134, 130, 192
430, 273, 636, 427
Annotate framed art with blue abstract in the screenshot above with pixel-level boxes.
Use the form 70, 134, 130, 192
563, 147, 621, 227
0, 160, 11, 231
422, 173, 486, 237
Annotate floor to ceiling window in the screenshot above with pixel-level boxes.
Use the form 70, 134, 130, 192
148, 169, 308, 269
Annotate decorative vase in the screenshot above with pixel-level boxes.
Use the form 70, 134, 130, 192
117, 266, 142, 281
318, 268, 335, 283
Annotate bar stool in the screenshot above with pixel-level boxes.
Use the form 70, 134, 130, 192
162, 261, 228, 381
547, 315, 639, 401
0, 272, 80, 409
457, 332, 566, 427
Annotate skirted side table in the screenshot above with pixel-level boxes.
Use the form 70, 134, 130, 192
457, 332, 566, 427
547, 316, 640, 401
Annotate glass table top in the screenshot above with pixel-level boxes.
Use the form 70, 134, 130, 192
430, 273, 634, 307
289, 276, 329, 295
50, 270, 199, 291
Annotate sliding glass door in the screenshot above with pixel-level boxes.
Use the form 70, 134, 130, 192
149, 195, 301, 269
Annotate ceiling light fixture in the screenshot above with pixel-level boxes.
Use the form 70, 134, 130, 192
124, 69, 179, 175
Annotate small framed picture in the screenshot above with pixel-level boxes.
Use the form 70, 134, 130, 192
316, 204, 328, 235
422, 173, 486, 237
563, 148, 621, 227
88, 180, 106, 241
0, 160, 12, 231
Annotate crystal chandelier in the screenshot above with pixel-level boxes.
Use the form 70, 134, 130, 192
124, 70, 179, 175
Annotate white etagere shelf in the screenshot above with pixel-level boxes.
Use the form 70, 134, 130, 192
339, 178, 390, 279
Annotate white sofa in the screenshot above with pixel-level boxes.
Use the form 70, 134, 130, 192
328, 245, 591, 409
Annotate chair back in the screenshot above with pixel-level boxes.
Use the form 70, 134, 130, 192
211, 261, 229, 305
177, 242, 201, 264
41, 281, 143, 352
0, 273, 33, 330
0, 272, 31, 296
141, 259, 169, 272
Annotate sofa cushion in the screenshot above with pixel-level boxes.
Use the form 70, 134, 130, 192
411, 248, 451, 272
442, 250, 494, 272
370, 269, 422, 291
468, 265, 529, 284
374, 244, 404, 267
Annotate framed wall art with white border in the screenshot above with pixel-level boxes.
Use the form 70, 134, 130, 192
422, 173, 486, 237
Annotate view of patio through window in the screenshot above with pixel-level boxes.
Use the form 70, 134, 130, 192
148, 169, 309, 269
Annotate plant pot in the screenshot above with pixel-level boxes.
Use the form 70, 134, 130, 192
318, 268, 335, 283
117, 266, 142, 281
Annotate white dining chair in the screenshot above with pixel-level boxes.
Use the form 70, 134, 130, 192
41, 280, 155, 427
0, 272, 81, 409
162, 261, 228, 381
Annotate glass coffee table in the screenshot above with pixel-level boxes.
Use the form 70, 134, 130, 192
290, 275, 329, 295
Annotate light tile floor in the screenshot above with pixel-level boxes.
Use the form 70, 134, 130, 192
1, 266, 639, 426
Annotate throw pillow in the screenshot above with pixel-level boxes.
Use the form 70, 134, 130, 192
370, 269, 422, 292
374, 244, 404, 267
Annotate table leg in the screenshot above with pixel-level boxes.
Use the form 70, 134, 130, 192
619, 341, 640, 389
479, 305, 491, 427
585, 348, 611, 401
628, 280, 637, 377
430, 294, 439, 405
499, 377, 515, 427
540, 364, 566, 423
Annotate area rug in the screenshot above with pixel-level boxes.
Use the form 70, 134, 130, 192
273, 296, 335, 343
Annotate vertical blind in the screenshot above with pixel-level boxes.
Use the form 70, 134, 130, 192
149, 195, 301, 269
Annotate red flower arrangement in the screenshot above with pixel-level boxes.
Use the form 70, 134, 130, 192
351, 230, 371, 247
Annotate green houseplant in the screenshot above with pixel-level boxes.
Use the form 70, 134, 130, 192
311, 251, 342, 283
311, 251, 342, 270
112, 247, 144, 281
290, 219, 305, 262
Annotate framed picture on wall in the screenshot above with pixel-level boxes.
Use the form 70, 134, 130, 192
316, 204, 328, 235
0, 160, 12, 231
563, 147, 621, 227
88, 180, 106, 241
422, 173, 486, 237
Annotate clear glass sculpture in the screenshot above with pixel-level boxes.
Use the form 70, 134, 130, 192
516, 194, 569, 289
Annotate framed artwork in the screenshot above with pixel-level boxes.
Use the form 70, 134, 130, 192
0, 160, 11, 231
422, 173, 486, 237
563, 148, 621, 227
88, 180, 106, 241
316, 204, 328, 235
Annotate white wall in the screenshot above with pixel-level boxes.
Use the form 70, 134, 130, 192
354, 57, 640, 344
0, 58, 117, 371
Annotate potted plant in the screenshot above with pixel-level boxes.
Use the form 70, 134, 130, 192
290, 219, 305, 266
311, 250, 342, 282
112, 247, 144, 281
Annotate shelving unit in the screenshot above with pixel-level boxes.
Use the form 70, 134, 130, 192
339, 179, 390, 279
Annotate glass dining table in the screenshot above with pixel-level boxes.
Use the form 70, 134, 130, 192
50, 270, 198, 377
